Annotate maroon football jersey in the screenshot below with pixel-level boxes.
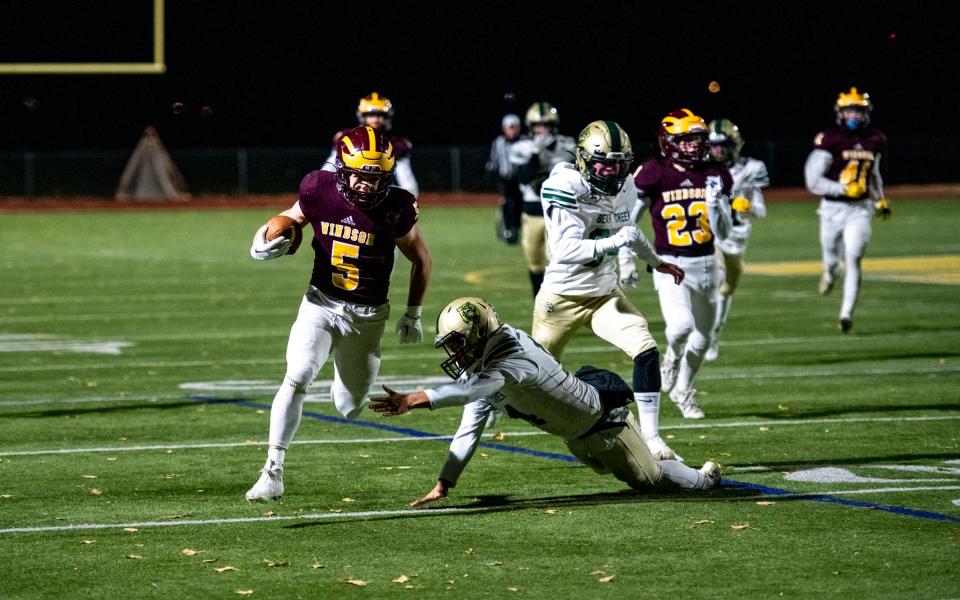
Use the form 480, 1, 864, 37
298, 170, 418, 306
333, 128, 413, 160
813, 127, 887, 201
634, 158, 733, 257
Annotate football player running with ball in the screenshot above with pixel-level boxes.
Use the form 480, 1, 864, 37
531, 120, 685, 460
631, 109, 734, 420
703, 119, 770, 361
805, 87, 890, 333
245, 125, 432, 501
370, 297, 721, 507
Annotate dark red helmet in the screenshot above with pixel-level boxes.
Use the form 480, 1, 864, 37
334, 126, 396, 209
658, 108, 709, 166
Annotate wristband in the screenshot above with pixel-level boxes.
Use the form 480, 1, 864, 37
405, 305, 423, 319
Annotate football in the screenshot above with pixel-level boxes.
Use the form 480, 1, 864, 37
264, 215, 303, 254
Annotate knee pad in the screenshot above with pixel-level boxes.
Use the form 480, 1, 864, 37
332, 388, 367, 420
687, 331, 708, 353
665, 319, 694, 345
632, 348, 661, 393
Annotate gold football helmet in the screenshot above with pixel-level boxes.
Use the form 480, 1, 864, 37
524, 101, 560, 129
335, 126, 396, 209
707, 118, 745, 165
658, 108, 708, 165
435, 297, 502, 379
575, 120, 634, 195
835, 87, 872, 129
356, 92, 394, 128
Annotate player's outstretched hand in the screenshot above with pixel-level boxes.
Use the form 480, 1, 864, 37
410, 479, 450, 508
655, 262, 685, 285
370, 386, 428, 416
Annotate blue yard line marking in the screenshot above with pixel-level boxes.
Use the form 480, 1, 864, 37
193, 395, 959, 523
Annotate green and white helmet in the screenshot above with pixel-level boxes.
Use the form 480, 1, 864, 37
707, 118, 745, 165
575, 120, 634, 195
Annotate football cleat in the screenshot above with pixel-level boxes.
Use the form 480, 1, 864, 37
839, 317, 853, 333
818, 276, 834, 296
245, 461, 284, 502
699, 461, 722, 488
660, 352, 680, 393
645, 435, 683, 462
670, 388, 705, 419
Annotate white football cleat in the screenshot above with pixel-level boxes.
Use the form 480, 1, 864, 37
645, 435, 683, 462
670, 388, 705, 419
699, 460, 722, 488
485, 408, 502, 430
704, 337, 719, 362
818, 276, 834, 296
660, 353, 680, 393
245, 461, 284, 502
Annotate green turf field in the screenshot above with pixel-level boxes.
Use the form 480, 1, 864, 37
1, 198, 958, 599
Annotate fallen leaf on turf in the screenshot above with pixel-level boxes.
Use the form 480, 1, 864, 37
392, 575, 410, 584
261, 511, 274, 517
343, 579, 367, 586
122, 528, 138, 533
777, 404, 789, 410
464, 548, 474, 554
135, 544, 144, 548
379, 466, 394, 470
236, 590, 254, 596
694, 520, 714, 525
731, 524, 750, 530
666, 434, 675, 439
396, 466, 411, 470
759, 427, 770, 432
832, 571, 840, 575
698, 435, 706, 439
214, 566, 237, 573
0, 494, 12, 498
329, 509, 342, 513
89, 488, 102, 496
82, 475, 97, 479
485, 561, 503, 566
125, 554, 144, 560
544, 509, 557, 515
756, 501, 775, 506
598, 575, 615, 583
81, 540, 95, 545
309, 562, 326, 569
479, 452, 489, 458
405, 585, 415, 589
263, 559, 289, 568
590, 570, 606, 576
106, 457, 117, 461
507, 587, 518, 592
201, 559, 218, 564
341, 498, 355, 503
181, 549, 203, 556
493, 432, 506, 441
359, 454, 370, 458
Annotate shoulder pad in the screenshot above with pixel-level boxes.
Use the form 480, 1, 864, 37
541, 163, 586, 209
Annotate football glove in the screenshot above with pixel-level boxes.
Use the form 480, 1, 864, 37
250, 224, 291, 261
875, 197, 892, 220
843, 181, 867, 198
597, 226, 640, 254
395, 306, 423, 344
731, 196, 751, 213
705, 175, 724, 205
619, 258, 639, 288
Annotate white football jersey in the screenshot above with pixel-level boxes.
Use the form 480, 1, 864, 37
719, 157, 770, 253
539, 162, 659, 296
425, 323, 611, 485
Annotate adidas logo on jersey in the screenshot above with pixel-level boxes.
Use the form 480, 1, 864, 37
679, 178, 695, 188
853, 143, 864, 150
341, 215, 357, 226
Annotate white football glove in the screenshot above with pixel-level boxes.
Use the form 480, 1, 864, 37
395, 306, 423, 344
250, 224, 292, 261
532, 132, 556, 153
705, 175, 724, 205
597, 225, 640, 254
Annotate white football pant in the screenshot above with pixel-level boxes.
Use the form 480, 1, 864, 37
268, 293, 388, 449
818, 199, 872, 319
653, 254, 718, 392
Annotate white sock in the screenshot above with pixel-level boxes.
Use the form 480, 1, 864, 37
266, 447, 285, 471
634, 392, 661, 440
659, 459, 707, 489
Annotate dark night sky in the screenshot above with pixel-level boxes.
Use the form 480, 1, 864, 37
1, 1, 958, 152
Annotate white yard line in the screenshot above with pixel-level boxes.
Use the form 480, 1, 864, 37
4, 485, 959, 535
1, 415, 957, 457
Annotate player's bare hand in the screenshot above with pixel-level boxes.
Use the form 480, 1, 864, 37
410, 480, 449, 507
656, 262, 685, 285
370, 386, 428, 416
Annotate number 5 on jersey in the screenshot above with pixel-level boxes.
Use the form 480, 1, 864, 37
332, 240, 360, 291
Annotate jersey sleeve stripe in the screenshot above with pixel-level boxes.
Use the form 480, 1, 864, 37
541, 186, 576, 199
542, 194, 578, 208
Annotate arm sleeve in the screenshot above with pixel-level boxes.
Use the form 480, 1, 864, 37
708, 196, 733, 240
544, 205, 616, 264
804, 149, 847, 197
750, 187, 767, 218
869, 153, 885, 200
394, 157, 419, 198
425, 370, 507, 409
632, 194, 650, 221
436, 400, 492, 487
626, 229, 662, 268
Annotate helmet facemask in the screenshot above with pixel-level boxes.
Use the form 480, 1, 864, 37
834, 88, 872, 130
434, 297, 502, 379
575, 120, 634, 196
334, 126, 396, 210
436, 331, 481, 380
658, 109, 709, 166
